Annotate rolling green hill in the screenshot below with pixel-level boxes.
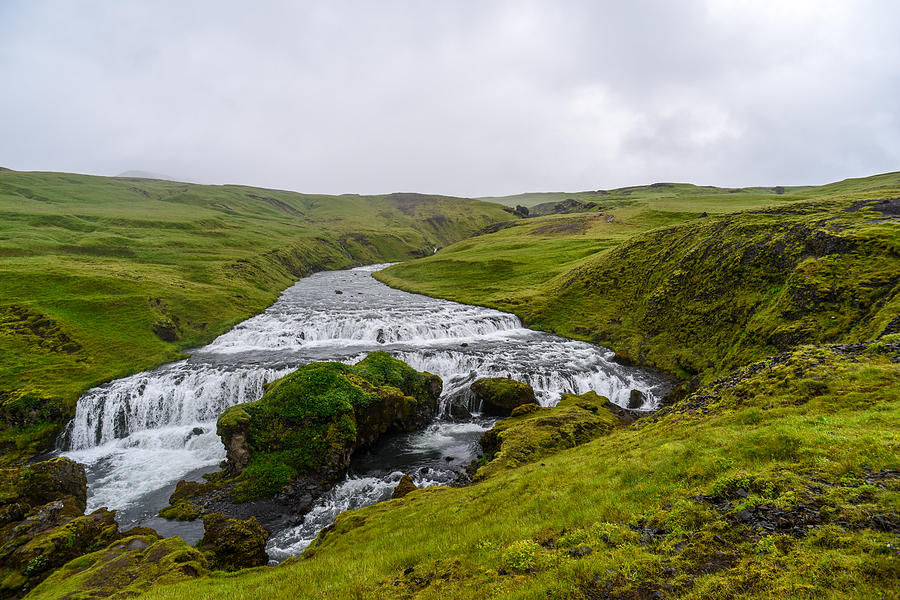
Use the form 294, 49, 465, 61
4, 171, 899, 599
380, 172, 900, 386
0, 170, 514, 462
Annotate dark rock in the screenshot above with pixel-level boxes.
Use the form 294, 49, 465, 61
471, 378, 536, 416
376, 328, 386, 344
334, 290, 343, 294
199, 513, 269, 571
568, 545, 593, 558
391, 474, 417, 499
628, 389, 646, 409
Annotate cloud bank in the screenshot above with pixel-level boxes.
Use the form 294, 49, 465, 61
1, 0, 898, 196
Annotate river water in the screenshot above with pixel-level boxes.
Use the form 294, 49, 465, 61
59, 264, 670, 561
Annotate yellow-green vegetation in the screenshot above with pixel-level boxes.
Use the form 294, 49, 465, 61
475, 390, 619, 481
26, 534, 210, 600
470, 377, 536, 415
173, 352, 441, 506
126, 344, 899, 599
378, 173, 900, 385
0, 170, 512, 463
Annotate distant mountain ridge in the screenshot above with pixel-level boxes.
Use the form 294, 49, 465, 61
115, 170, 194, 183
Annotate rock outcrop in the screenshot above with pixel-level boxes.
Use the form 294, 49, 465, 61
471, 378, 536, 416
199, 513, 269, 571
391, 474, 418, 499
161, 352, 442, 526
0, 458, 208, 599
474, 391, 621, 481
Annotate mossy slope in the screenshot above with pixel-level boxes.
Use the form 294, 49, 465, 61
134, 344, 898, 599
0, 170, 512, 463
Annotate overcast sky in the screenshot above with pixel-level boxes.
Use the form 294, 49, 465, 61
1, 1, 898, 197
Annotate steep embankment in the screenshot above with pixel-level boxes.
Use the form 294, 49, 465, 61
0, 170, 514, 462
379, 174, 900, 386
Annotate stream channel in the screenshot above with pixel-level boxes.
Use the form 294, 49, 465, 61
58, 264, 671, 563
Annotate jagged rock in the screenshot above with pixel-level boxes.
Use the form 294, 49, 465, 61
216, 406, 252, 474
0, 458, 87, 523
199, 513, 269, 571
471, 378, 536, 416
391, 474, 417, 499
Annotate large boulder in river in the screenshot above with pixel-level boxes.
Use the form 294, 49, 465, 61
216, 351, 442, 504
471, 378, 536, 416
391, 474, 418, 499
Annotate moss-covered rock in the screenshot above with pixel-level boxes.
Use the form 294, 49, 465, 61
474, 391, 620, 480
391, 474, 417, 499
199, 513, 269, 571
0, 457, 86, 526
0, 458, 118, 599
219, 352, 440, 503
162, 352, 442, 524
0, 507, 121, 599
470, 378, 536, 416
25, 534, 208, 600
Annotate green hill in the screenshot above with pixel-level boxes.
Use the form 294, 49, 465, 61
4, 171, 899, 599
0, 170, 514, 462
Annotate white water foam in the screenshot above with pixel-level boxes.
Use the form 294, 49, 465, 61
60, 263, 670, 545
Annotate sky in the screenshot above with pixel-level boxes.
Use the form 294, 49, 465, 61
1, 0, 898, 197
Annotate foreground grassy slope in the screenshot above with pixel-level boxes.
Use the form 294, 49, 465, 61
378, 173, 900, 385
122, 344, 899, 600
0, 170, 513, 461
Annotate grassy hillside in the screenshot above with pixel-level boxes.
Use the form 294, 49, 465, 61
0, 170, 514, 462
79, 344, 895, 600
9, 171, 900, 599
479, 171, 900, 210
379, 173, 900, 385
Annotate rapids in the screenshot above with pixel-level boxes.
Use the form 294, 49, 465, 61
59, 264, 670, 560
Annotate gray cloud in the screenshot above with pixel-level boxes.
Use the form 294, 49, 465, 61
1, 0, 898, 196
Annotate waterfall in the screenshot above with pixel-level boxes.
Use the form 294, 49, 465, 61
59, 263, 671, 548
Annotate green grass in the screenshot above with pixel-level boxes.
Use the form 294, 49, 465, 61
378, 173, 900, 385
119, 345, 900, 600
0, 170, 513, 463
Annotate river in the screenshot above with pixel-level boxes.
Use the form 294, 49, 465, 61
59, 264, 670, 562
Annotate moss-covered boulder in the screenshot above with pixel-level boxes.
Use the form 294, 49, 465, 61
0, 457, 86, 528
474, 391, 620, 481
391, 474, 417, 499
471, 378, 536, 416
25, 534, 208, 600
199, 513, 269, 571
216, 352, 440, 504
155, 352, 442, 527
0, 458, 124, 599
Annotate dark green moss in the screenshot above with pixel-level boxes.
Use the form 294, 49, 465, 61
220, 352, 440, 503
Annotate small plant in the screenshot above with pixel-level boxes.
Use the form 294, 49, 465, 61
501, 539, 541, 572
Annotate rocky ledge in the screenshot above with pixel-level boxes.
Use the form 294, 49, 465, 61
161, 351, 442, 530
1, 457, 271, 599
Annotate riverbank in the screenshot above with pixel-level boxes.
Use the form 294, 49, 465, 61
0, 170, 514, 464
